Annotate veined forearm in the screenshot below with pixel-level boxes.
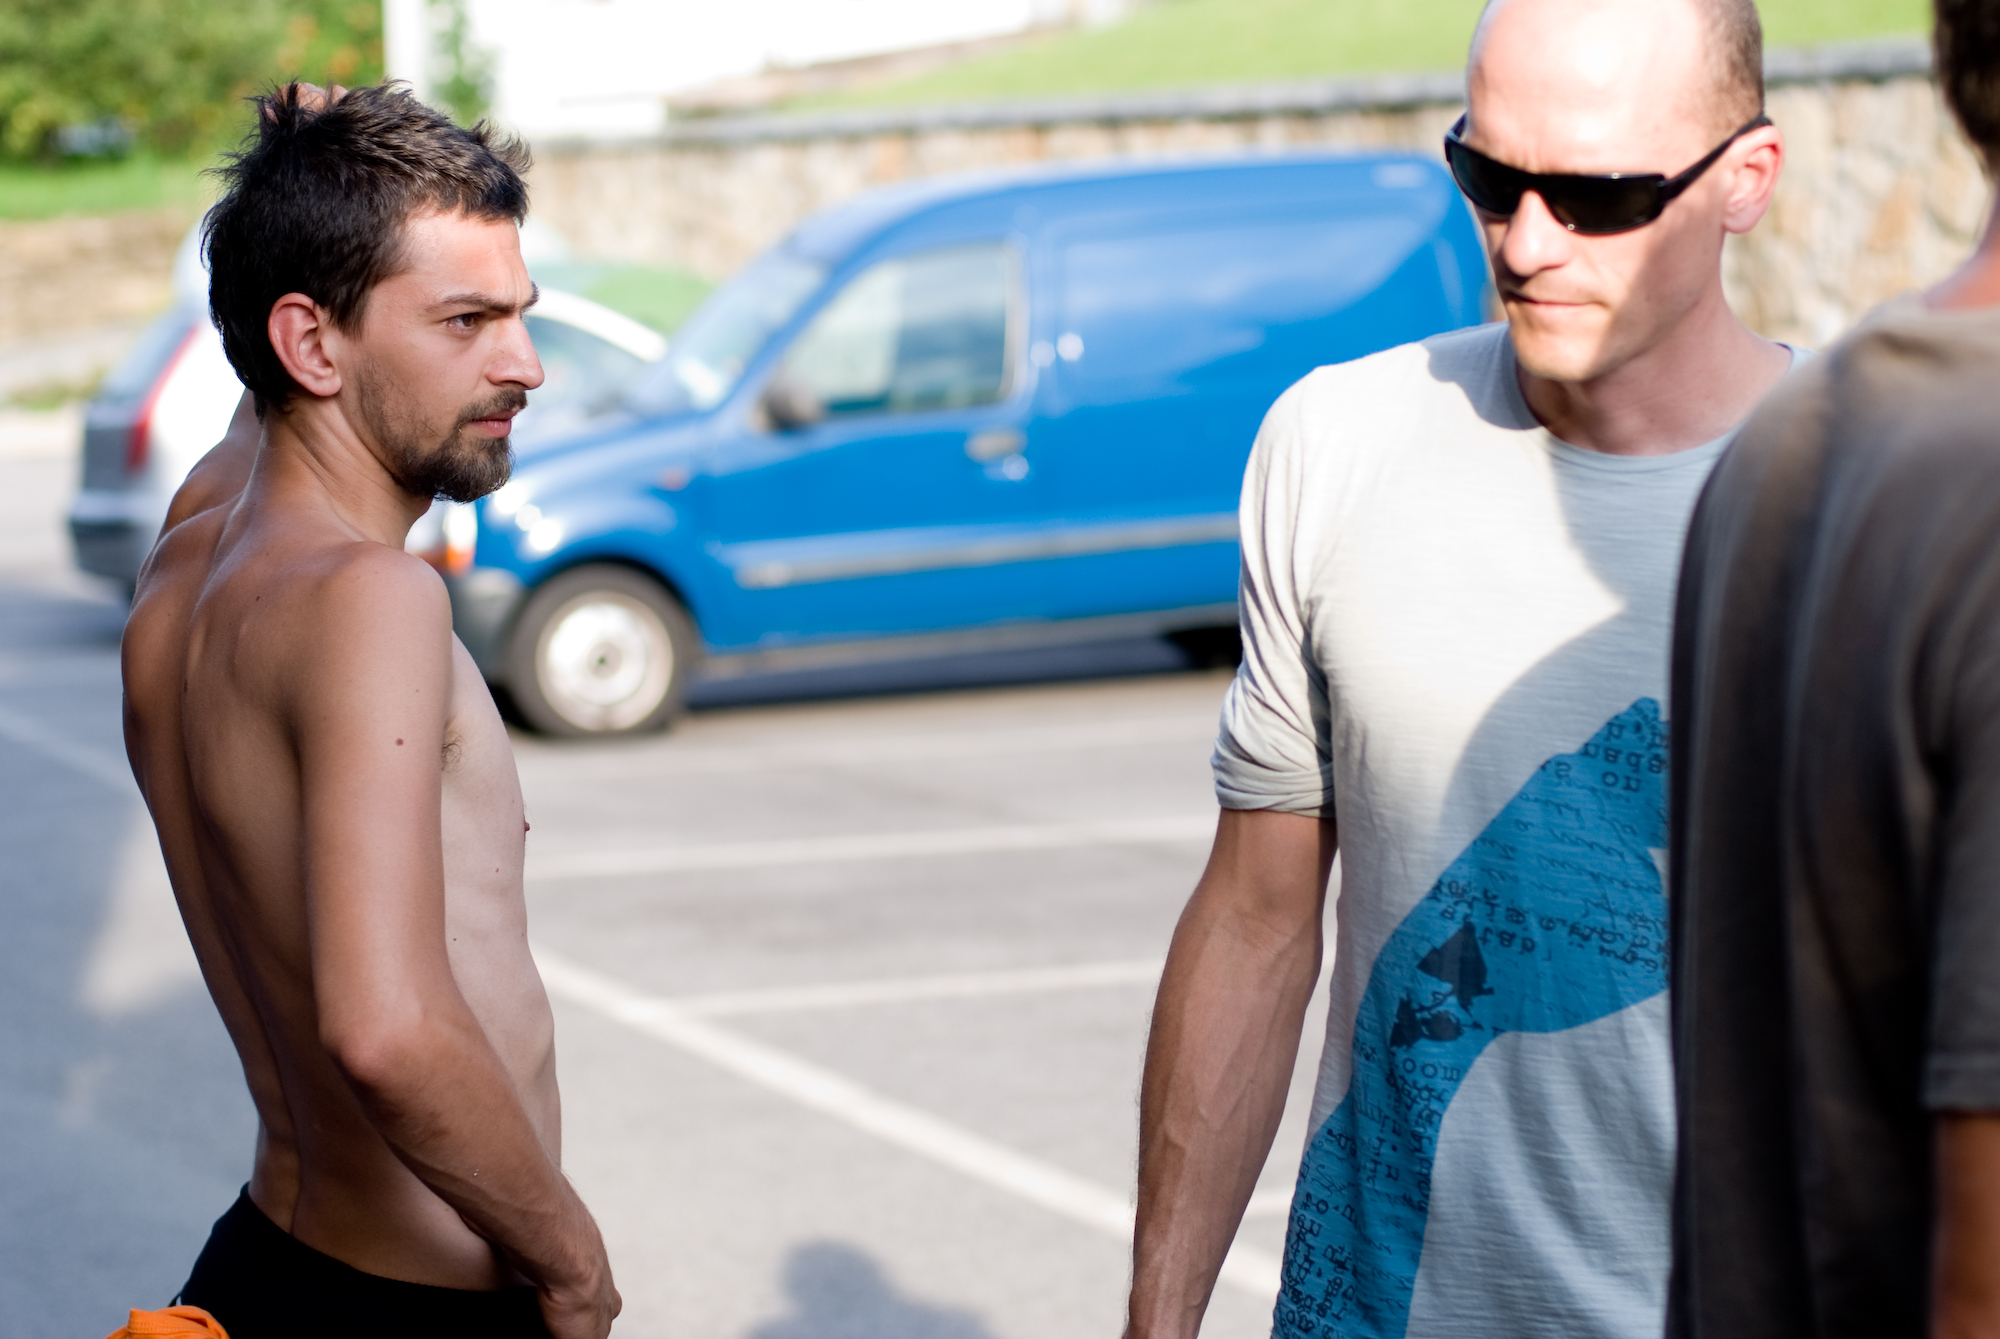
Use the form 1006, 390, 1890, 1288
1128, 813, 1329, 1339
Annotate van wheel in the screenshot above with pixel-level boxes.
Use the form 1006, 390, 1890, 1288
1167, 625, 1242, 670
506, 566, 697, 737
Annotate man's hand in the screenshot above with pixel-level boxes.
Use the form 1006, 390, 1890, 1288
1936, 1113, 2000, 1339
1126, 808, 1335, 1339
274, 81, 349, 118
531, 1201, 621, 1339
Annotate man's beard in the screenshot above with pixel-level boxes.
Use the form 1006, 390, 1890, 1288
370, 387, 526, 503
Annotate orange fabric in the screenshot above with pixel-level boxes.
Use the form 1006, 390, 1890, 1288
104, 1306, 230, 1338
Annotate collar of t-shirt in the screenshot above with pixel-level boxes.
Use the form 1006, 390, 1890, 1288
1500, 342, 1813, 475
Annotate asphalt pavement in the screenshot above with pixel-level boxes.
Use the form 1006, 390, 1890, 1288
0, 412, 1326, 1339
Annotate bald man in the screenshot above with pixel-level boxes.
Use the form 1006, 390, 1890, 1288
1124, 2, 1798, 1337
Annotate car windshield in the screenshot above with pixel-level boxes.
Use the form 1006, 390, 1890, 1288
625, 250, 825, 418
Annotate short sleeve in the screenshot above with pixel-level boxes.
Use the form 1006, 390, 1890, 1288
1212, 380, 1335, 816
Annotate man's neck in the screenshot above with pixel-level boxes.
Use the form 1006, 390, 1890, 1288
1926, 191, 2000, 312
1515, 288, 1791, 457
258, 404, 429, 548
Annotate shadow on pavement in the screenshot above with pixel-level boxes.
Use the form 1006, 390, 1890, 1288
0, 575, 253, 1336
685, 634, 1210, 713
748, 1241, 998, 1339
0, 574, 126, 654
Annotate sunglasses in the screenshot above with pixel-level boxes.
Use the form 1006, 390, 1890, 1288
1443, 113, 1772, 235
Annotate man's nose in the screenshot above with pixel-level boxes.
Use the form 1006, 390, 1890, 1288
497, 316, 547, 391
1496, 190, 1575, 277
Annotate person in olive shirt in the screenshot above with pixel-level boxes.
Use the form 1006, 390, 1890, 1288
1669, 3, 2000, 1333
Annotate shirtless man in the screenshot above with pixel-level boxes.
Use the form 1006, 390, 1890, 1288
120, 84, 618, 1338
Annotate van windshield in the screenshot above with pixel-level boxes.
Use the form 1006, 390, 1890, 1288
625, 250, 825, 418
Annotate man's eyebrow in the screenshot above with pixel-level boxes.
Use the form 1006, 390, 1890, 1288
431, 285, 539, 316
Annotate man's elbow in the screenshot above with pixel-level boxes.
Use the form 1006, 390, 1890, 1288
321, 1003, 445, 1099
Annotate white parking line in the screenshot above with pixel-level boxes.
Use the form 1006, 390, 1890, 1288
533, 944, 1283, 1299
673, 958, 1166, 1017
526, 814, 1217, 881
516, 716, 1218, 780
1242, 1187, 1295, 1218
0, 702, 132, 790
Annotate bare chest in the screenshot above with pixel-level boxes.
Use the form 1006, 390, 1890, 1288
439, 639, 528, 938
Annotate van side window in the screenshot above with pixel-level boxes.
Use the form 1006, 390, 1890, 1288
1057, 210, 1436, 401
779, 243, 1016, 418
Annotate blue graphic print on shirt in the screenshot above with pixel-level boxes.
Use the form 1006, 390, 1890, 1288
1271, 699, 1670, 1339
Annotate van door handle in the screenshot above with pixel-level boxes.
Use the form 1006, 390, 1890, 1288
965, 428, 1025, 462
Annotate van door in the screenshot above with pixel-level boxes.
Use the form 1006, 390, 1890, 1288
1031, 193, 1469, 620
704, 240, 1049, 645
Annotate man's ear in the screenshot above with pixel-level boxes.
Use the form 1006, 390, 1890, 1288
1721, 125, 1785, 237
268, 293, 344, 399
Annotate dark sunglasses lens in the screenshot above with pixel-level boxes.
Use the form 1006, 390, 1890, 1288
1543, 177, 1665, 234
1445, 140, 1523, 218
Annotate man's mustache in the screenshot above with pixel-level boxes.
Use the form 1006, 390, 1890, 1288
453, 387, 530, 432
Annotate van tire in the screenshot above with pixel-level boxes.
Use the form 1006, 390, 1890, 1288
1167, 625, 1242, 670
505, 565, 698, 738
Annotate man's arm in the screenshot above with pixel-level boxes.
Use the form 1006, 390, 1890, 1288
295, 552, 616, 1339
1935, 1113, 2000, 1338
1127, 807, 1336, 1339
160, 389, 259, 535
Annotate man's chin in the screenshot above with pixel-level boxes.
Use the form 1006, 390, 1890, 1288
1504, 310, 1622, 386
405, 438, 514, 504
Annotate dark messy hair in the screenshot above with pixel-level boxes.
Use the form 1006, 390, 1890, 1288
203, 83, 531, 413
1937, 0, 2000, 170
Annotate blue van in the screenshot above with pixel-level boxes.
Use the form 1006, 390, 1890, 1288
450, 153, 1487, 735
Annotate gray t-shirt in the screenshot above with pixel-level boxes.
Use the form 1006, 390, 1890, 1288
1217, 322, 1796, 1339
1669, 301, 2000, 1337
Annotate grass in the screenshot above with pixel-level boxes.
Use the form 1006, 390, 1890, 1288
807, 0, 1933, 108
533, 260, 714, 335
0, 153, 208, 221
4, 374, 103, 411
579, 264, 713, 335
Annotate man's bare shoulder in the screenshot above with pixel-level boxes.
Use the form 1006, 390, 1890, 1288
136, 506, 455, 725
241, 540, 456, 694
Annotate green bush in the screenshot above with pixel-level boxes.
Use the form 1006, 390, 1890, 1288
0, 0, 383, 162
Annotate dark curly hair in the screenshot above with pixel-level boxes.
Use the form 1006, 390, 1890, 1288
203, 83, 531, 413
1938, 0, 2000, 170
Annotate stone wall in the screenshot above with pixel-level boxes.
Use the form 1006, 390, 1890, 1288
529, 37, 1982, 349
1727, 67, 1986, 345
0, 208, 191, 349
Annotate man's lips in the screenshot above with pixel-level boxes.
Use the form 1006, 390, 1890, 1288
465, 407, 523, 435
1499, 286, 1595, 309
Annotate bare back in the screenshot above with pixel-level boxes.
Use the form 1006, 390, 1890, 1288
124, 448, 557, 1288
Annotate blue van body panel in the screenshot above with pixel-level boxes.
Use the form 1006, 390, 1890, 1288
459, 152, 1487, 674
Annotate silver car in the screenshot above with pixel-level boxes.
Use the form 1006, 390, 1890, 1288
70, 263, 665, 593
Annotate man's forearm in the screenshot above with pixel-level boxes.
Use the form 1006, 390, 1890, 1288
335, 997, 603, 1290
1936, 1113, 2000, 1339
1127, 808, 1333, 1339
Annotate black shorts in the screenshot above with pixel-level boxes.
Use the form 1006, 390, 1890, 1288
179, 1189, 551, 1339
